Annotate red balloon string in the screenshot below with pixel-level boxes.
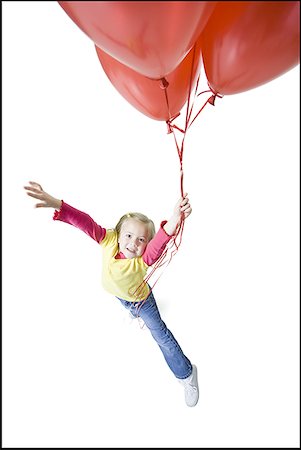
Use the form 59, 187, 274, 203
197, 88, 212, 96
188, 94, 214, 129
133, 50, 221, 314
186, 84, 223, 126
133, 218, 185, 319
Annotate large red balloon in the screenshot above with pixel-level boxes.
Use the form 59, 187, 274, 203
58, 1, 216, 79
95, 40, 202, 121
201, 1, 300, 95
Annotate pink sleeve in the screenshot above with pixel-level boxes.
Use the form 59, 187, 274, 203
142, 221, 173, 266
53, 201, 106, 243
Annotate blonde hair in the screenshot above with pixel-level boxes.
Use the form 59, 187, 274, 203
115, 212, 156, 241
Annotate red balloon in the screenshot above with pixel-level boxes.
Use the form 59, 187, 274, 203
58, 1, 216, 79
95, 39, 202, 121
201, 1, 300, 95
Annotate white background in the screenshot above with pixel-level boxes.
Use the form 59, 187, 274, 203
2, 1, 300, 448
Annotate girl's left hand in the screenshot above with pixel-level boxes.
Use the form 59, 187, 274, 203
163, 193, 192, 236
175, 193, 192, 219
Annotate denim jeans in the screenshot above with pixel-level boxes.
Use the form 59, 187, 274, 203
117, 291, 192, 379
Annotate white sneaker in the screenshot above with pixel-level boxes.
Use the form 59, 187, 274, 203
179, 364, 199, 407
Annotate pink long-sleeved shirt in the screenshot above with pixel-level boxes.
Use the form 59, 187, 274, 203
53, 201, 172, 266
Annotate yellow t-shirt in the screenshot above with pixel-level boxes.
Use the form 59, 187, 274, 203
100, 229, 150, 302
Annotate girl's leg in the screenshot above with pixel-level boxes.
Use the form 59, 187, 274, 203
118, 292, 192, 380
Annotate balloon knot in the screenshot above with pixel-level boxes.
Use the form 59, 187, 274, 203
159, 77, 169, 89
207, 83, 223, 100
166, 120, 173, 134
208, 95, 216, 106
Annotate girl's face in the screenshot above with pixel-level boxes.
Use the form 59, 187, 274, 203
118, 218, 149, 258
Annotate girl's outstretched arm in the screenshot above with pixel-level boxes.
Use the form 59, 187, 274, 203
24, 181, 62, 209
24, 181, 106, 243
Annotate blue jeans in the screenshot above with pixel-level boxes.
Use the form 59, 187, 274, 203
117, 291, 192, 379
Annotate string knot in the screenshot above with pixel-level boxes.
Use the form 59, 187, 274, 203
207, 83, 223, 105
208, 94, 216, 106
165, 113, 182, 134
159, 77, 169, 89
166, 120, 173, 134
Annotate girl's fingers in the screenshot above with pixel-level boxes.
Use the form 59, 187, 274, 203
175, 193, 192, 214
180, 200, 188, 210
182, 205, 192, 214
181, 202, 191, 210
26, 191, 42, 199
24, 186, 42, 194
29, 181, 43, 190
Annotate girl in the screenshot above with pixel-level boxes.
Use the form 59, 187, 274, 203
24, 181, 199, 407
